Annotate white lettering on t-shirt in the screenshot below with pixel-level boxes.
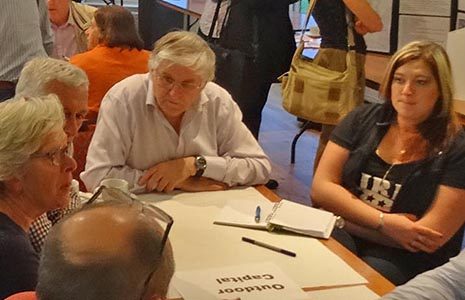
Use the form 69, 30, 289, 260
359, 172, 402, 212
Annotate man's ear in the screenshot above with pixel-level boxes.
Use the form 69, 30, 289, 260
3, 177, 23, 195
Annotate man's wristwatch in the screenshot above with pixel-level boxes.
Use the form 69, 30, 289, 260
194, 155, 207, 177
335, 216, 345, 229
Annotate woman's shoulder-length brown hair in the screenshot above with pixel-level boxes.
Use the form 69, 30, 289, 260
378, 40, 461, 154
94, 5, 144, 50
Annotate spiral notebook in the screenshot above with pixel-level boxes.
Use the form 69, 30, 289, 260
214, 199, 336, 239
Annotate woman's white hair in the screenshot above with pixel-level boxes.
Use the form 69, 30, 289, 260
0, 95, 64, 181
16, 57, 89, 97
148, 30, 216, 82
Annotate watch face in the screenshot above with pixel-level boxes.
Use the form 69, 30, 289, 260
195, 156, 207, 170
335, 216, 345, 229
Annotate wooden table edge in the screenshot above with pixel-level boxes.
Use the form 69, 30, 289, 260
255, 185, 396, 296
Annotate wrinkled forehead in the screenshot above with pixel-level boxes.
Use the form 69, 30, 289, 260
154, 60, 204, 82
45, 80, 88, 110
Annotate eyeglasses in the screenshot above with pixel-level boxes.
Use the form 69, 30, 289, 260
85, 186, 173, 256
30, 145, 71, 166
155, 73, 203, 92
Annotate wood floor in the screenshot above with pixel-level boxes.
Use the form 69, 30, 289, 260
258, 83, 320, 205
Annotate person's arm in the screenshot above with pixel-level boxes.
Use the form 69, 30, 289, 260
207, 92, 272, 187
411, 186, 465, 253
37, 0, 54, 55
311, 141, 443, 252
80, 93, 145, 193
380, 250, 465, 300
343, 0, 383, 33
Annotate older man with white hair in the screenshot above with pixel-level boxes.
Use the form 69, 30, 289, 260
82, 30, 271, 194
16, 57, 89, 253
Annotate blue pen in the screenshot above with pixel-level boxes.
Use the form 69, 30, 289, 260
255, 206, 261, 223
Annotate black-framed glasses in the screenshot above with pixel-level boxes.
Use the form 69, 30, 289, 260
30, 145, 71, 166
85, 186, 174, 256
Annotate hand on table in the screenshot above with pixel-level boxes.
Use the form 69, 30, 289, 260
177, 177, 228, 192
382, 213, 443, 253
139, 157, 195, 192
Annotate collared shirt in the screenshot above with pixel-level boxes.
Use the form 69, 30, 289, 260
380, 250, 465, 300
51, 22, 78, 60
0, 0, 52, 82
81, 73, 271, 193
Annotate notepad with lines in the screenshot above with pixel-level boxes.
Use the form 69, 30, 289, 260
214, 199, 336, 239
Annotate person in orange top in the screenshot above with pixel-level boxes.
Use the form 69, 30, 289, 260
70, 5, 149, 124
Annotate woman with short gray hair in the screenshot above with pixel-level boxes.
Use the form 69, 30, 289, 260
0, 95, 77, 299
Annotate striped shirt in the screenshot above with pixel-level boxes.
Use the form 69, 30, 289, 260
0, 0, 53, 82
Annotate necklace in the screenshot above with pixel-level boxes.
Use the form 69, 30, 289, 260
375, 148, 398, 185
381, 163, 396, 183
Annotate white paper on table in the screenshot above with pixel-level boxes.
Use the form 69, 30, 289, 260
365, 0, 393, 53
398, 15, 450, 49
138, 187, 367, 298
306, 285, 379, 300
447, 27, 465, 101
399, 0, 451, 16
173, 262, 310, 300
213, 196, 274, 230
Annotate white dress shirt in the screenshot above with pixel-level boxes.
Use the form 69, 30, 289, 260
81, 73, 271, 192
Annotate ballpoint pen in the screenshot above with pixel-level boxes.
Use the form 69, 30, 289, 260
242, 237, 296, 257
255, 205, 261, 223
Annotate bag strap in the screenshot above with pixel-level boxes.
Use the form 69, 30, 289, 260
297, 0, 355, 54
207, 0, 223, 39
345, 8, 356, 50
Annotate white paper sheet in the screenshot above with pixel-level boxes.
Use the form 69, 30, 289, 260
306, 285, 379, 300
137, 187, 367, 297
446, 27, 465, 101
365, 0, 393, 53
173, 262, 310, 300
398, 15, 450, 49
399, 0, 451, 16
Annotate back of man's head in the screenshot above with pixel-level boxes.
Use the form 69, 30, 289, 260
16, 57, 88, 97
36, 203, 175, 300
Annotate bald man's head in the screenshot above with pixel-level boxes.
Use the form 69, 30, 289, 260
36, 203, 174, 300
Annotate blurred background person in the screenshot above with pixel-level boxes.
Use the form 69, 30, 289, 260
199, 0, 298, 139
71, 5, 150, 125
312, 0, 383, 170
311, 41, 465, 285
0, 0, 53, 102
16, 57, 89, 252
47, 0, 96, 60
0, 96, 76, 299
